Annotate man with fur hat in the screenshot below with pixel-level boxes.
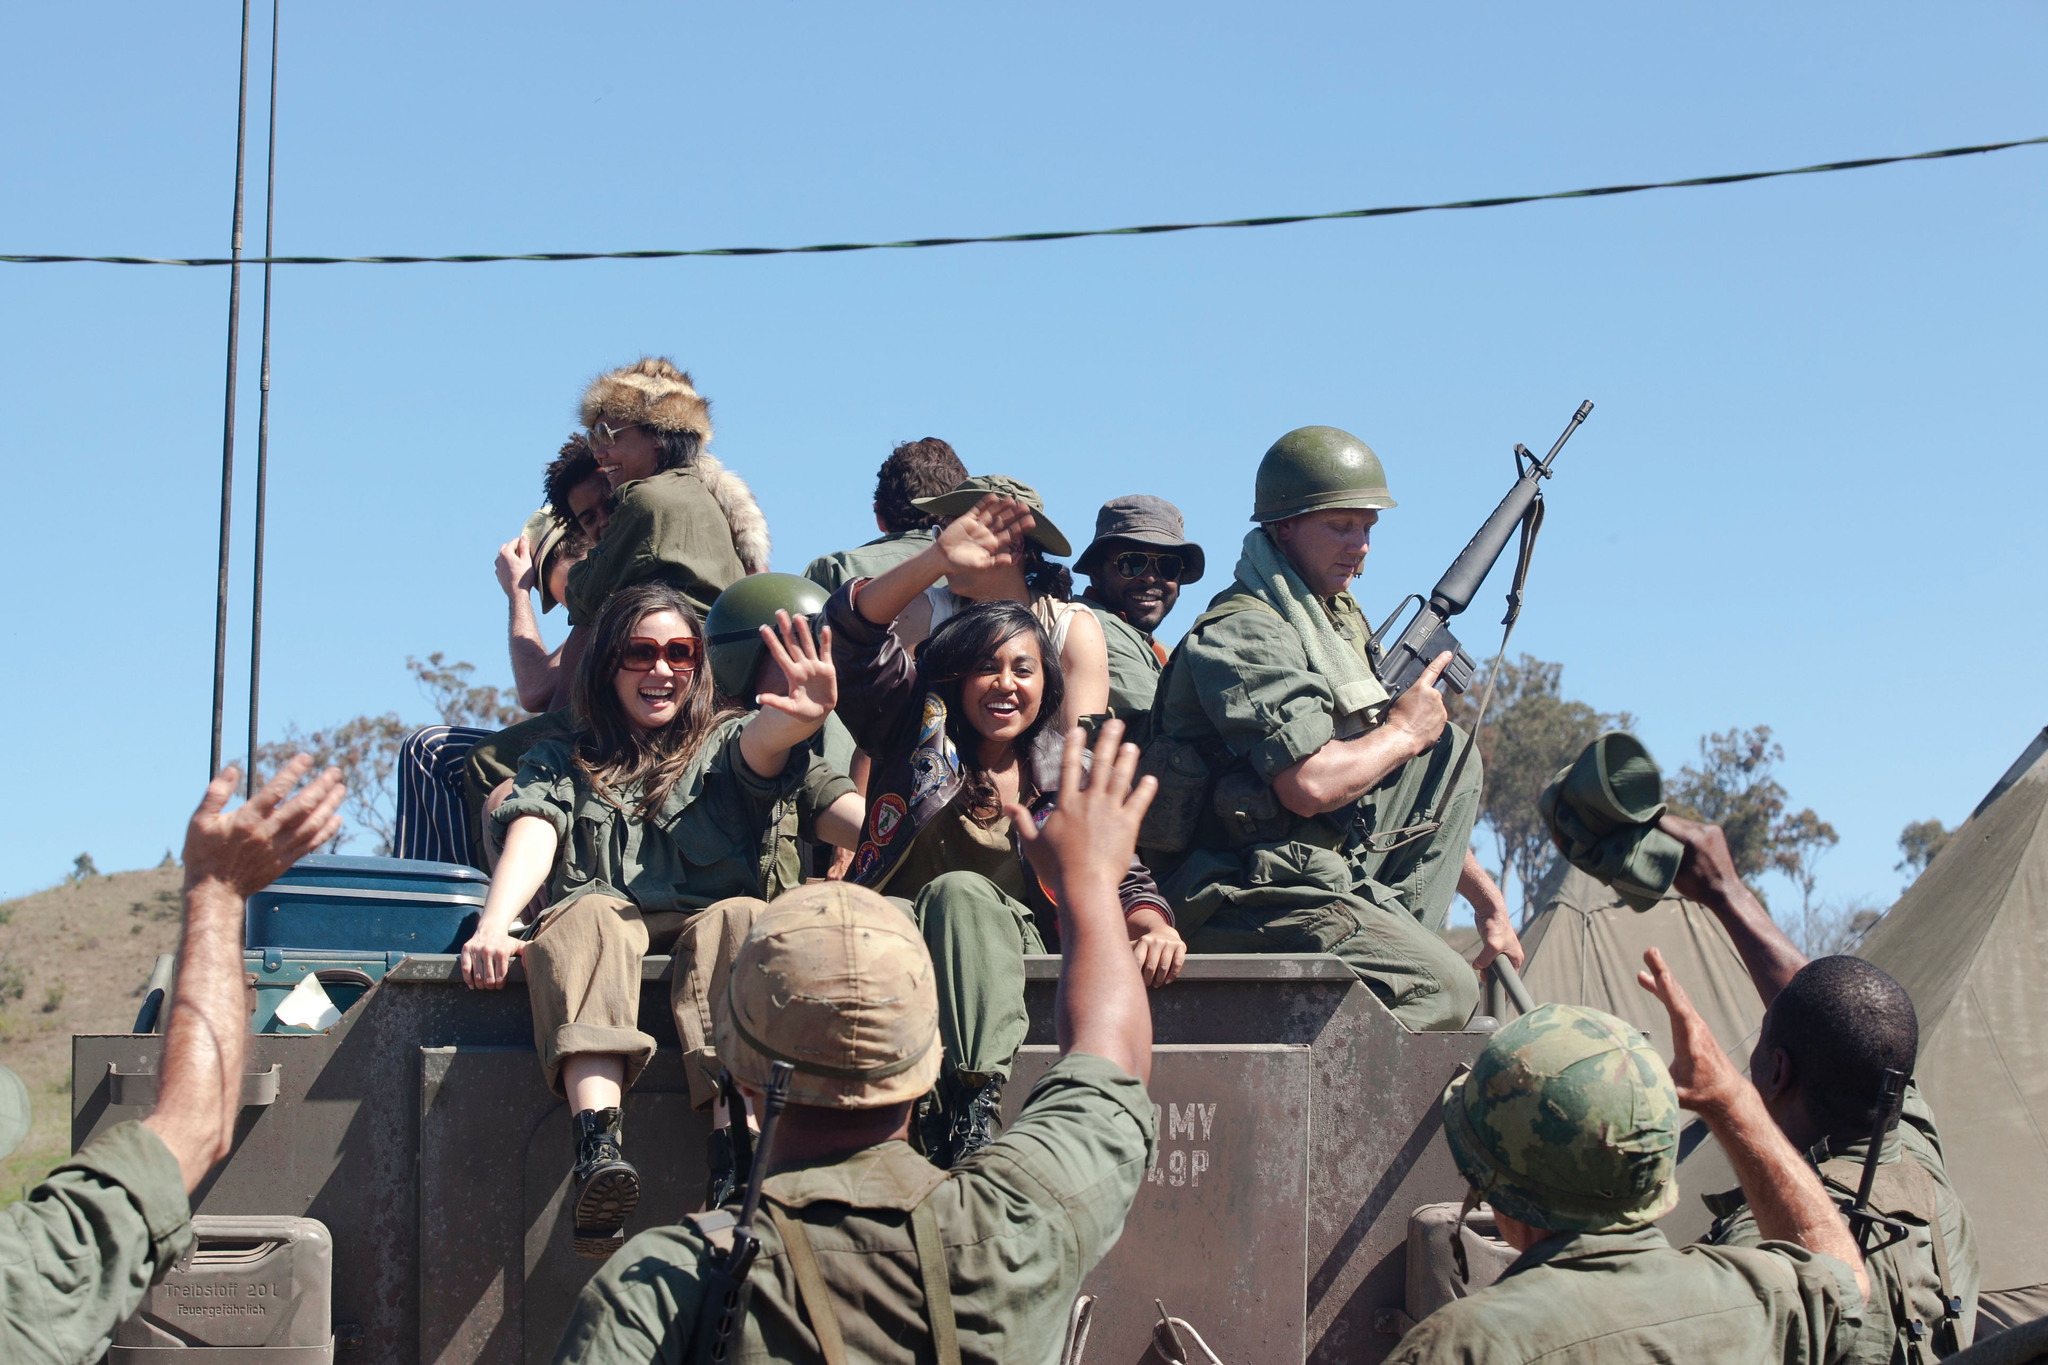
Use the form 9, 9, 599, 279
1139, 424, 1520, 1031
551, 721, 1160, 1364
803, 436, 969, 594
458, 360, 771, 864
1075, 494, 1205, 727
1388, 951, 1870, 1363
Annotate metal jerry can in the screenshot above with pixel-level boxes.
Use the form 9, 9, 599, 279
110, 1215, 334, 1363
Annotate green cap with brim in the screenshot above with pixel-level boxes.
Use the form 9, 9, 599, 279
1538, 732, 1685, 912
911, 473, 1072, 558
0, 1064, 30, 1160
522, 508, 575, 615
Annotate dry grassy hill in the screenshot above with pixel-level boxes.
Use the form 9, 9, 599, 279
0, 864, 185, 1197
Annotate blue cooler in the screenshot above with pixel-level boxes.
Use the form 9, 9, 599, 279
246, 855, 489, 954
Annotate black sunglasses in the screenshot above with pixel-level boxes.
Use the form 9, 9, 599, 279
1112, 550, 1185, 581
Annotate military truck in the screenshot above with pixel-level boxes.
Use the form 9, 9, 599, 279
72, 851, 1740, 1364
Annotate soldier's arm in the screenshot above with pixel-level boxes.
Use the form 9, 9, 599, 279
1271, 652, 1452, 817
1640, 947, 1868, 1300
149, 758, 344, 1186
1657, 813, 1807, 1005
853, 493, 1037, 627
1010, 721, 1155, 1084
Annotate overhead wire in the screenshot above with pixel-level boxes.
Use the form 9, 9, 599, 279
4, 132, 2043, 270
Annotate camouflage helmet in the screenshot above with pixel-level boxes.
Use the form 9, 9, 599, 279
704, 573, 828, 698
1441, 1003, 1681, 1233
1252, 426, 1398, 523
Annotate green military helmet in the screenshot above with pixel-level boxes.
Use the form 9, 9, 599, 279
1441, 1003, 1681, 1233
704, 573, 829, 698
1251, 425, 1398, 523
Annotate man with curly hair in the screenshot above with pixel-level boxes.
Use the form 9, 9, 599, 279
802, 437, 968, 594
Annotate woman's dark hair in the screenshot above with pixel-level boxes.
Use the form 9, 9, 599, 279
652, 426, 705, 472
570, 581, 738, 816
1020, 543, 1073, 601
873, 438, 968, 533
918, 600, 1065, 825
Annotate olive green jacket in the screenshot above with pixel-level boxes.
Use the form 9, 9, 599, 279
1, 1121, 193, 1365
550, 1051, 1156, 1365
1389, 1225, 1864, 1365
1704, 1081, 1979, 1363
565, 468, 747, 626
491, 715, 816, 912
801, 529, 936, 595
1081, 596, 1165, 726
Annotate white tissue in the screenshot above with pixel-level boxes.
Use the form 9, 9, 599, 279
274, 973, 343, 1031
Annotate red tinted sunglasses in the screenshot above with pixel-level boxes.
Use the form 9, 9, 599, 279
617, 636, 703, 672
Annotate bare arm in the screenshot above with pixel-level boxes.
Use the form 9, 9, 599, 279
854, 494, 1038, 627
738, 612, 837, 779
147, 757, 344, 1191
497, 537, 561, 712
1008, 721, 1156, 1083
547, 625, 591, 712
1271, 652, 1452, 817
813, 791, 865, 850
1058, 606, 1111, 730
1458, 850, 1525, 971
1639, 947, 1867, 1299
460, 815, 558, 990
1658, 813, 1807, 1006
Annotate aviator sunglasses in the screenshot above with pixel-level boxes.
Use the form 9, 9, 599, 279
617, 636, 703, 672
1111, 550, 1186, 582
588, 421, 641, 449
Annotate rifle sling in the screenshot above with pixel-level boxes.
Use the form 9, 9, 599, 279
765, 1195, 962, 1365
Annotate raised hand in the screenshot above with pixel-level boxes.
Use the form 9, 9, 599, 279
934, 493, 1035, 577
755, 610, 837, 724
183, 755, 345, 898
496, 535, 537, 597
1637, 946, 1745, 1117
1008, 719, 1157, 912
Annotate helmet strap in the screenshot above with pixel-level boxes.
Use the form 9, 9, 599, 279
1451, 1184, 1486, 1284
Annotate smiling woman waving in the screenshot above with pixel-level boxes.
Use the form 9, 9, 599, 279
457, 579, 836, 1259
826, 492, 1185, 1168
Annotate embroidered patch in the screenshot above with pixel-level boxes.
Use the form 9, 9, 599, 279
851, 843, 881, 882
871, 794, 907, 845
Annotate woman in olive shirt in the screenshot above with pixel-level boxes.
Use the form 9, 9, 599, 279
459, 580, 836, 1257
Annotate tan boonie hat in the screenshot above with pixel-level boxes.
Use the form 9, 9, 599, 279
520, 508, 576, 615
716, 883, 942, 1109
911, 473, 1073, 557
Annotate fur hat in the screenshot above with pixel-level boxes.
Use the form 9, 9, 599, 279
579, 357, 713, 444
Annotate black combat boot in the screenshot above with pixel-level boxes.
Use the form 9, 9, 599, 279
571, 1107, 640, 1259
920, 1070, 1004, 1169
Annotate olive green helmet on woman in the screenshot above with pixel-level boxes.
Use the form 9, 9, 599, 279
704, 573, 829, 698
1441, 1003, 1682, 1233
1252, 425, 1398, 523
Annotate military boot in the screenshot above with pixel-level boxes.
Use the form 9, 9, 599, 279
920, 1070, 1003, 1169
570, 1107, 640, 1259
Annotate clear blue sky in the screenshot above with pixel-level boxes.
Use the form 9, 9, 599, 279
2, 3, 2042, 919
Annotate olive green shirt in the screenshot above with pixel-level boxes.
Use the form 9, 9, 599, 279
1082, 598, 1164, 724
1704, 1081, 1979, 1363
2, 1121, 193, 1365
1389, 1225, 1864, 1365
566, 467, 747, 626
550, 1051, 1157, 1365
491, 716, 811, 912
802, 529, 936, 595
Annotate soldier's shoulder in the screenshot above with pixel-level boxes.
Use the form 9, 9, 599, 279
1184, 590, 1291, 649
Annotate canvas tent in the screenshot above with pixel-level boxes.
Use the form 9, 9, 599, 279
1858, 727, 2048, 1314
1510, 858, 1766, 1243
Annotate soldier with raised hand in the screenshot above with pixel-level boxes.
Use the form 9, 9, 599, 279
0, 756, 343, 1365
550, 720, 1160, 1365
1390, 949, 1871, 1364
1141, 426, 1520, 1031
1661, 813, 1980, 1361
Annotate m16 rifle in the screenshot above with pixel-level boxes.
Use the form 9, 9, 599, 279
1371, 401, 1593, 700
688, 1059, 795, 1365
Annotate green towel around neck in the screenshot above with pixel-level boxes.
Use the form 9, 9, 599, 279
1234, 528, 1390, 731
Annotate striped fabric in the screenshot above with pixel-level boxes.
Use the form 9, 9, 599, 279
393, 725, 493, 865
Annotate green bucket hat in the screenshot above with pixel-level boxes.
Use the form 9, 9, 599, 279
1538, 732, 1686, 911
521, 508, 577, 615
910, 473, 1072, 558
1442, 1003, 1681, 1234
0, 1064, 30, 1160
